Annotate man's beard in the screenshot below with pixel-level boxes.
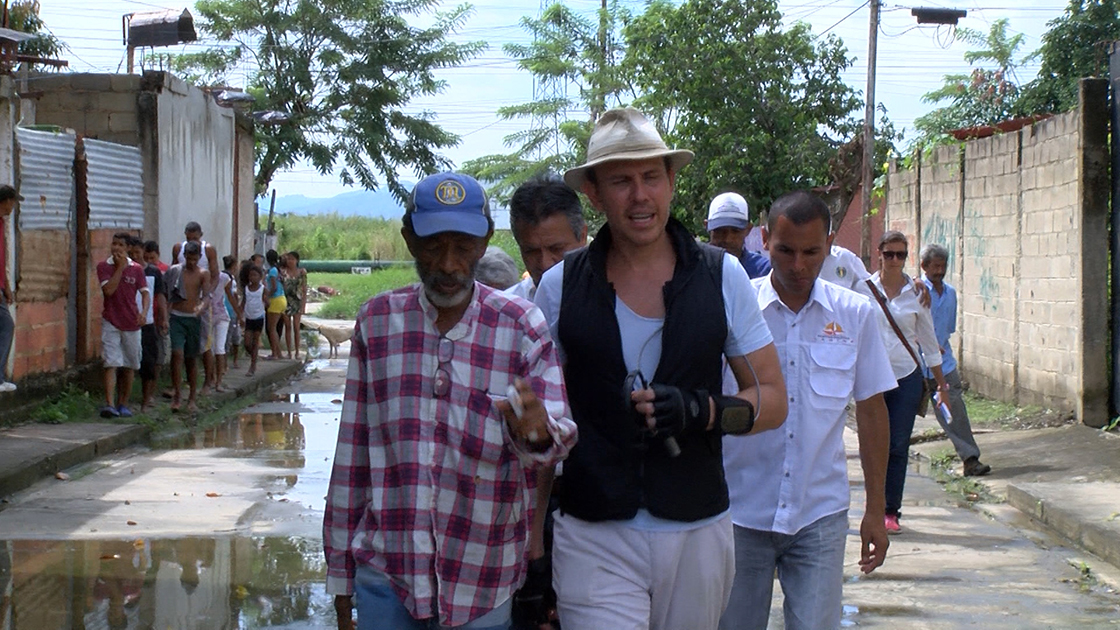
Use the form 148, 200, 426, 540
416, 260, 477, 308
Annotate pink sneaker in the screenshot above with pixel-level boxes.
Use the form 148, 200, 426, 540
884, 514, 901, 534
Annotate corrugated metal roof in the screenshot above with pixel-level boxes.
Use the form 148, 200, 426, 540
85, 138, 144, 230
17, 128, 75, 231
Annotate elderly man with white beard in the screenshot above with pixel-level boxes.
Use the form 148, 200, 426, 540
323, 172, 578, 630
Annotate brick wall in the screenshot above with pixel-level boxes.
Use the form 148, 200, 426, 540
882, 79, 1109, 426
12, 229, 70, 380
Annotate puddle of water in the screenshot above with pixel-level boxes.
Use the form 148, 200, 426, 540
0, 395, 350, 627
0, 535, 334, 629
153, 393, 342, 515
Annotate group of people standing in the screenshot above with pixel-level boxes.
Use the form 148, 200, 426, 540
94, 221, 308, 416
315, 105, 989, 630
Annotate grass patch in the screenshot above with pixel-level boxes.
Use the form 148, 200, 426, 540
27, 369, 266, 432
276, 213, 525, 266
309, 268, 419, 319
961, 390, 1064, 429
275, 214, 410, 261
31, 385, 99, 424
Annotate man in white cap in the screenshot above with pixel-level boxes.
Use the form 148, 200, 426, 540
324, 172, 577, 630
706, 191, 771, 279
533, 107, 788, 629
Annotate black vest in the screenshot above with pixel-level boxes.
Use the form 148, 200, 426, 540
558, 218, 729, 522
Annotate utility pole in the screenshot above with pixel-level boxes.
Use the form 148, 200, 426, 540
859, 6, 968, 266
859, 0, 880, 266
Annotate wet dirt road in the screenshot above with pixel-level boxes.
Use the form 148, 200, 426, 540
0, 353, 1117, 629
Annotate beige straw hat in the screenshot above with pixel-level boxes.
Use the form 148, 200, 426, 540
563, 107, 694, 191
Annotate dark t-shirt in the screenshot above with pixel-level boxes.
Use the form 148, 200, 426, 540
739, 250, 772, 279
97, 259, 148, 332
144, 263, 166, 324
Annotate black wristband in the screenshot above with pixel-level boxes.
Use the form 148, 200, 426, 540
715, 395, 755, 435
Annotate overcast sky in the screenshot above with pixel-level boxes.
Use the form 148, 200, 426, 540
38, 0, 1068, 198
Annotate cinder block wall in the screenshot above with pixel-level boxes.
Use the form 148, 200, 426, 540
881, 79, 1109, 426
32, 74, 142, 146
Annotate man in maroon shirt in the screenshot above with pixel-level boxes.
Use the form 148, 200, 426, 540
96, 232, 150, 417
0, 185, 20, 393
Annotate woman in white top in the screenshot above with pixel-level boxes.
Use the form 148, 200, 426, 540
868, 231, 949, 535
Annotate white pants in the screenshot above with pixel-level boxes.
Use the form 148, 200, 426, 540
211, 317, 230, 355
553, 512, 735, 630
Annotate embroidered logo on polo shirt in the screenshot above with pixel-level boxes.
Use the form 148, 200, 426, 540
823, 321, 843, 336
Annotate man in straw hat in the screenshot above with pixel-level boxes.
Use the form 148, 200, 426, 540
532, 107, 788, 629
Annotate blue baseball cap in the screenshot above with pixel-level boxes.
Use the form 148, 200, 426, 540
408, 172, 491, 238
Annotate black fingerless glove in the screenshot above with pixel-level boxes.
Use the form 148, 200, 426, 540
512, 557, 555, 628
647, 384, 711, 439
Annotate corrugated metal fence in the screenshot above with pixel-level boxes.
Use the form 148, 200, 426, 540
16, 128, 74, 231
84, 138, 143, 230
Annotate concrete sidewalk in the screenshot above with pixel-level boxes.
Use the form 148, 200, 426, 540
910, 415, 1120, 571
0, 358, 304, 498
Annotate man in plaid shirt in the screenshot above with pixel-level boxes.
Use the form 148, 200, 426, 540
324, 172, 577, 630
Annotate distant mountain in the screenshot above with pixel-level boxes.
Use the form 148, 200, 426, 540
258, 189, 406, 219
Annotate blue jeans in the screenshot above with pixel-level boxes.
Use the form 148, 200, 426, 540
719, 510, 849, 630
883, 369, 925, 517
0, 304, 12, 383
354, 565, 512, 630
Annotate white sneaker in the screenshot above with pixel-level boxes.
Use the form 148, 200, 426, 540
0, 382, 16, 393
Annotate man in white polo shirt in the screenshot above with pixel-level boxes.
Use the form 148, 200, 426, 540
720, 190, 896, 630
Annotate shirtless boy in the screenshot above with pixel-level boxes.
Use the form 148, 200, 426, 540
166, 241, 211, 413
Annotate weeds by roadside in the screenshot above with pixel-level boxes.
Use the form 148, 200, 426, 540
924, 444, 1003, 504
963, 391, 1069, 430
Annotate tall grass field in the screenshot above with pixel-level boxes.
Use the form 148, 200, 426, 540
280, 214, 525, 320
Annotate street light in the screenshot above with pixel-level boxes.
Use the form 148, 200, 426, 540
859, 3, 967, 264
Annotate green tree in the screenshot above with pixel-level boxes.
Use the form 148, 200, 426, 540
1019, 0, 1120, 114
174, 0, 485, 198
8, 1, 65, 68
913, 19, 1030, 145
622, 0, 862, 229
461, 2, 633, 203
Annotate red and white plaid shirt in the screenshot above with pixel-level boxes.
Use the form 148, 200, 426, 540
323, 282, 576, 627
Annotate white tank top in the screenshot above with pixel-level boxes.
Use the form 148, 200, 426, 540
177, 239, 210, 271
243, 284, 266, 320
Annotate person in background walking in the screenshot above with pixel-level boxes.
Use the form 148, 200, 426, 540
264, 249, 287, 360
0, 185, 21, 393
165, 242, 210, 414
97, 233, 150, 418
129, 236, 166, 413
705, 191, 770, 279
210, 254, 240, 392
222, 256, 243, 370
239, 263, 268, 377
282, 251, 308, 359
920, 244, 991, 477
867, 231, 949, 534
504, 174, 588, 630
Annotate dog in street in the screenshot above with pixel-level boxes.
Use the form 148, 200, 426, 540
301, 320, 352, 359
